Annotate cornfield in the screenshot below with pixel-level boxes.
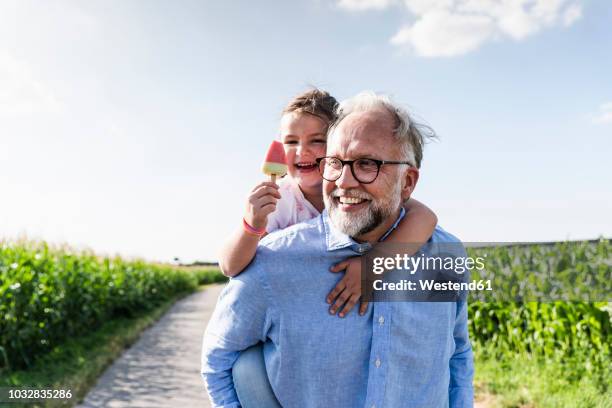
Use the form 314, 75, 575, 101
468, 239, 611, 390
0, 240, 225, 372
0, 238, 609, 393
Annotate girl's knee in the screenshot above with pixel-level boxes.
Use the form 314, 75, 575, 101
233, 344, 280, 407
234, 344, 265, 380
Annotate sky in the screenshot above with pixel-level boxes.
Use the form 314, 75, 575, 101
1, 0, 610, 263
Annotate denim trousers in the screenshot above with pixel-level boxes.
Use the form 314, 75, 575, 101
233, 343, 282, 408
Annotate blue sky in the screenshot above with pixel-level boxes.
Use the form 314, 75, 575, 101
1, 0, 610, 262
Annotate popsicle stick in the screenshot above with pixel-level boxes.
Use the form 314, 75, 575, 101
271, 174, 276, 183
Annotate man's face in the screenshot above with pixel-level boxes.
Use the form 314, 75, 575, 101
323, 110, 409, 240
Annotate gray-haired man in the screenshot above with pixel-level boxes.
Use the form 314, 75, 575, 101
202, 92, 474, 408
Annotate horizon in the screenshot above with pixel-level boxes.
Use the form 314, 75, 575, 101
2, 234, 609, 265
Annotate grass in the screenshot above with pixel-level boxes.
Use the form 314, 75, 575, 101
1, 240, 208, 372
185, 266, 228, 285
474, 351, 612, 408
0, 289, 199, 407
2, 254, 608, 407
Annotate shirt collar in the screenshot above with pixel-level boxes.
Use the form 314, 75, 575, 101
323, 207, 406, 253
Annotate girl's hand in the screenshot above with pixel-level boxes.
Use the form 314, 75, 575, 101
244, 181, 281, 230
326, 257, 369, 318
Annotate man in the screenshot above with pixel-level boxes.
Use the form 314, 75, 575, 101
202, 92, 474, 407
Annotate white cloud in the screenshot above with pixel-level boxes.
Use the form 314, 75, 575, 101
336, 0, 584, 57
338, 0, 397, 11
391, 10, 495, 57
0, 53, 62, 116
403, 0, 454, 15
590, 102, 612, 125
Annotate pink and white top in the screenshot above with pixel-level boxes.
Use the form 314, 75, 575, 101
266, 177, 320, 233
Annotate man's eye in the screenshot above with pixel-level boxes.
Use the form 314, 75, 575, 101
284, 140, 298, 145
357, 159, 378, 172
312, 139, 326, 144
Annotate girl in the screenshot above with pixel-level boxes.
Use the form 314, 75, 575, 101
219, 88, 438, 317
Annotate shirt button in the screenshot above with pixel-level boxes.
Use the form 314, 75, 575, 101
375, 358, 381, 368
378, 316, 385, 325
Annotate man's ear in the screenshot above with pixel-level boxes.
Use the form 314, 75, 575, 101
400, 167, 419, 201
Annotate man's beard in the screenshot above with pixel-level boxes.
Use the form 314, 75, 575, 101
324, 182, 402, 238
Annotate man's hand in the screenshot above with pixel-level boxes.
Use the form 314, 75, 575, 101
326, 257, 369, 317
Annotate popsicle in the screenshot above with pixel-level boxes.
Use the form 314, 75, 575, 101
261, 140, 287, 183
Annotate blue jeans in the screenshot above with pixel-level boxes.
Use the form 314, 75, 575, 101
233, 343, 282, 408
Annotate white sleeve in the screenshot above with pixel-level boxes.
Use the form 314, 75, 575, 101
266, 179, 295, 233
266, 211, 282, 233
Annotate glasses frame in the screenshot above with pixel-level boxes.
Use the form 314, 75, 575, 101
315, 156, 413, 184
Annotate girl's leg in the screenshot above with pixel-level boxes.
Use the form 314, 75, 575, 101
232, 343, 282, 408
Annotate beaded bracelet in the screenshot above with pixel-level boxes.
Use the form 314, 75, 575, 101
243, 218, 266, 236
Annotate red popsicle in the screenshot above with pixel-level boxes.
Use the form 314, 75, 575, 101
261, 140, 287, 183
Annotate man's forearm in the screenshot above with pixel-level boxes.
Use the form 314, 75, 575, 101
201, 336, 241, 408
448, 347, 474, 407
201, 270, 270, 407
449, 300, 474, 407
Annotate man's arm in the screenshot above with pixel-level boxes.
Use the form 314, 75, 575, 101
201, 274, 271, 408
449, 298, 474, 407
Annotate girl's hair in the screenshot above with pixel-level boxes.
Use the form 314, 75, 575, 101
282, 88, 338, 124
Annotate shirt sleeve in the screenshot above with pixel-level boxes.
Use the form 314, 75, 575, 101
201, 271, 272, 407
266, 212, 282, 234
448, 298, 475, 407
266, 178, 295, 234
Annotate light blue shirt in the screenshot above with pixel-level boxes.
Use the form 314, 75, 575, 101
202, 209, 474, 408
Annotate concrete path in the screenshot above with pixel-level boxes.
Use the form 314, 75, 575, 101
77, 284, 225, 408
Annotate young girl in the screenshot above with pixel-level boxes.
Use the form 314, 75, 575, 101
219, 88, 438, 317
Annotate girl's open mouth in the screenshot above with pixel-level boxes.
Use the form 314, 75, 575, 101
294, 162, 318, 173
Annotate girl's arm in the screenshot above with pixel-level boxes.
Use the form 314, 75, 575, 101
218, 229, 264, 278
392, 198, 438, 247
327, 198, 438, 317
218, 182, 280, 277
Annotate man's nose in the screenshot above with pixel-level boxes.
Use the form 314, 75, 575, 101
335, 163, 360, 189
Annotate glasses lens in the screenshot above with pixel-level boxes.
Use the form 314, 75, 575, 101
320, 157, 342, 181
353, 159, 379, 183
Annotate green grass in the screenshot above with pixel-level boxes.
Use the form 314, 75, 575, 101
465, 239, 611, 407
0, 238, 226, 407
0, 240, 226, 372
0, 289, 197, 407
474, 349, 612, 408
179, 266, 228, 285
2, 237, 609, 406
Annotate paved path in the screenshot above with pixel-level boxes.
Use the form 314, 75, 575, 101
77, 284, 225, 408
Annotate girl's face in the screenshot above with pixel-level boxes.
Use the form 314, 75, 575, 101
279, 112, 328, 191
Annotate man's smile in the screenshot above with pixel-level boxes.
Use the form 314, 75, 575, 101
331, 190, 372, 211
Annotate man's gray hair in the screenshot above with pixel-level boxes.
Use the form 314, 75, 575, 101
329, 91, 435, 168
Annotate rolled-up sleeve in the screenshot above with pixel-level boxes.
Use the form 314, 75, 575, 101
449, 298, 474, 407
201, 273, 271, 408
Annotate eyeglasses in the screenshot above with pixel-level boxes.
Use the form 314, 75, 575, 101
316, 156, 413, 184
